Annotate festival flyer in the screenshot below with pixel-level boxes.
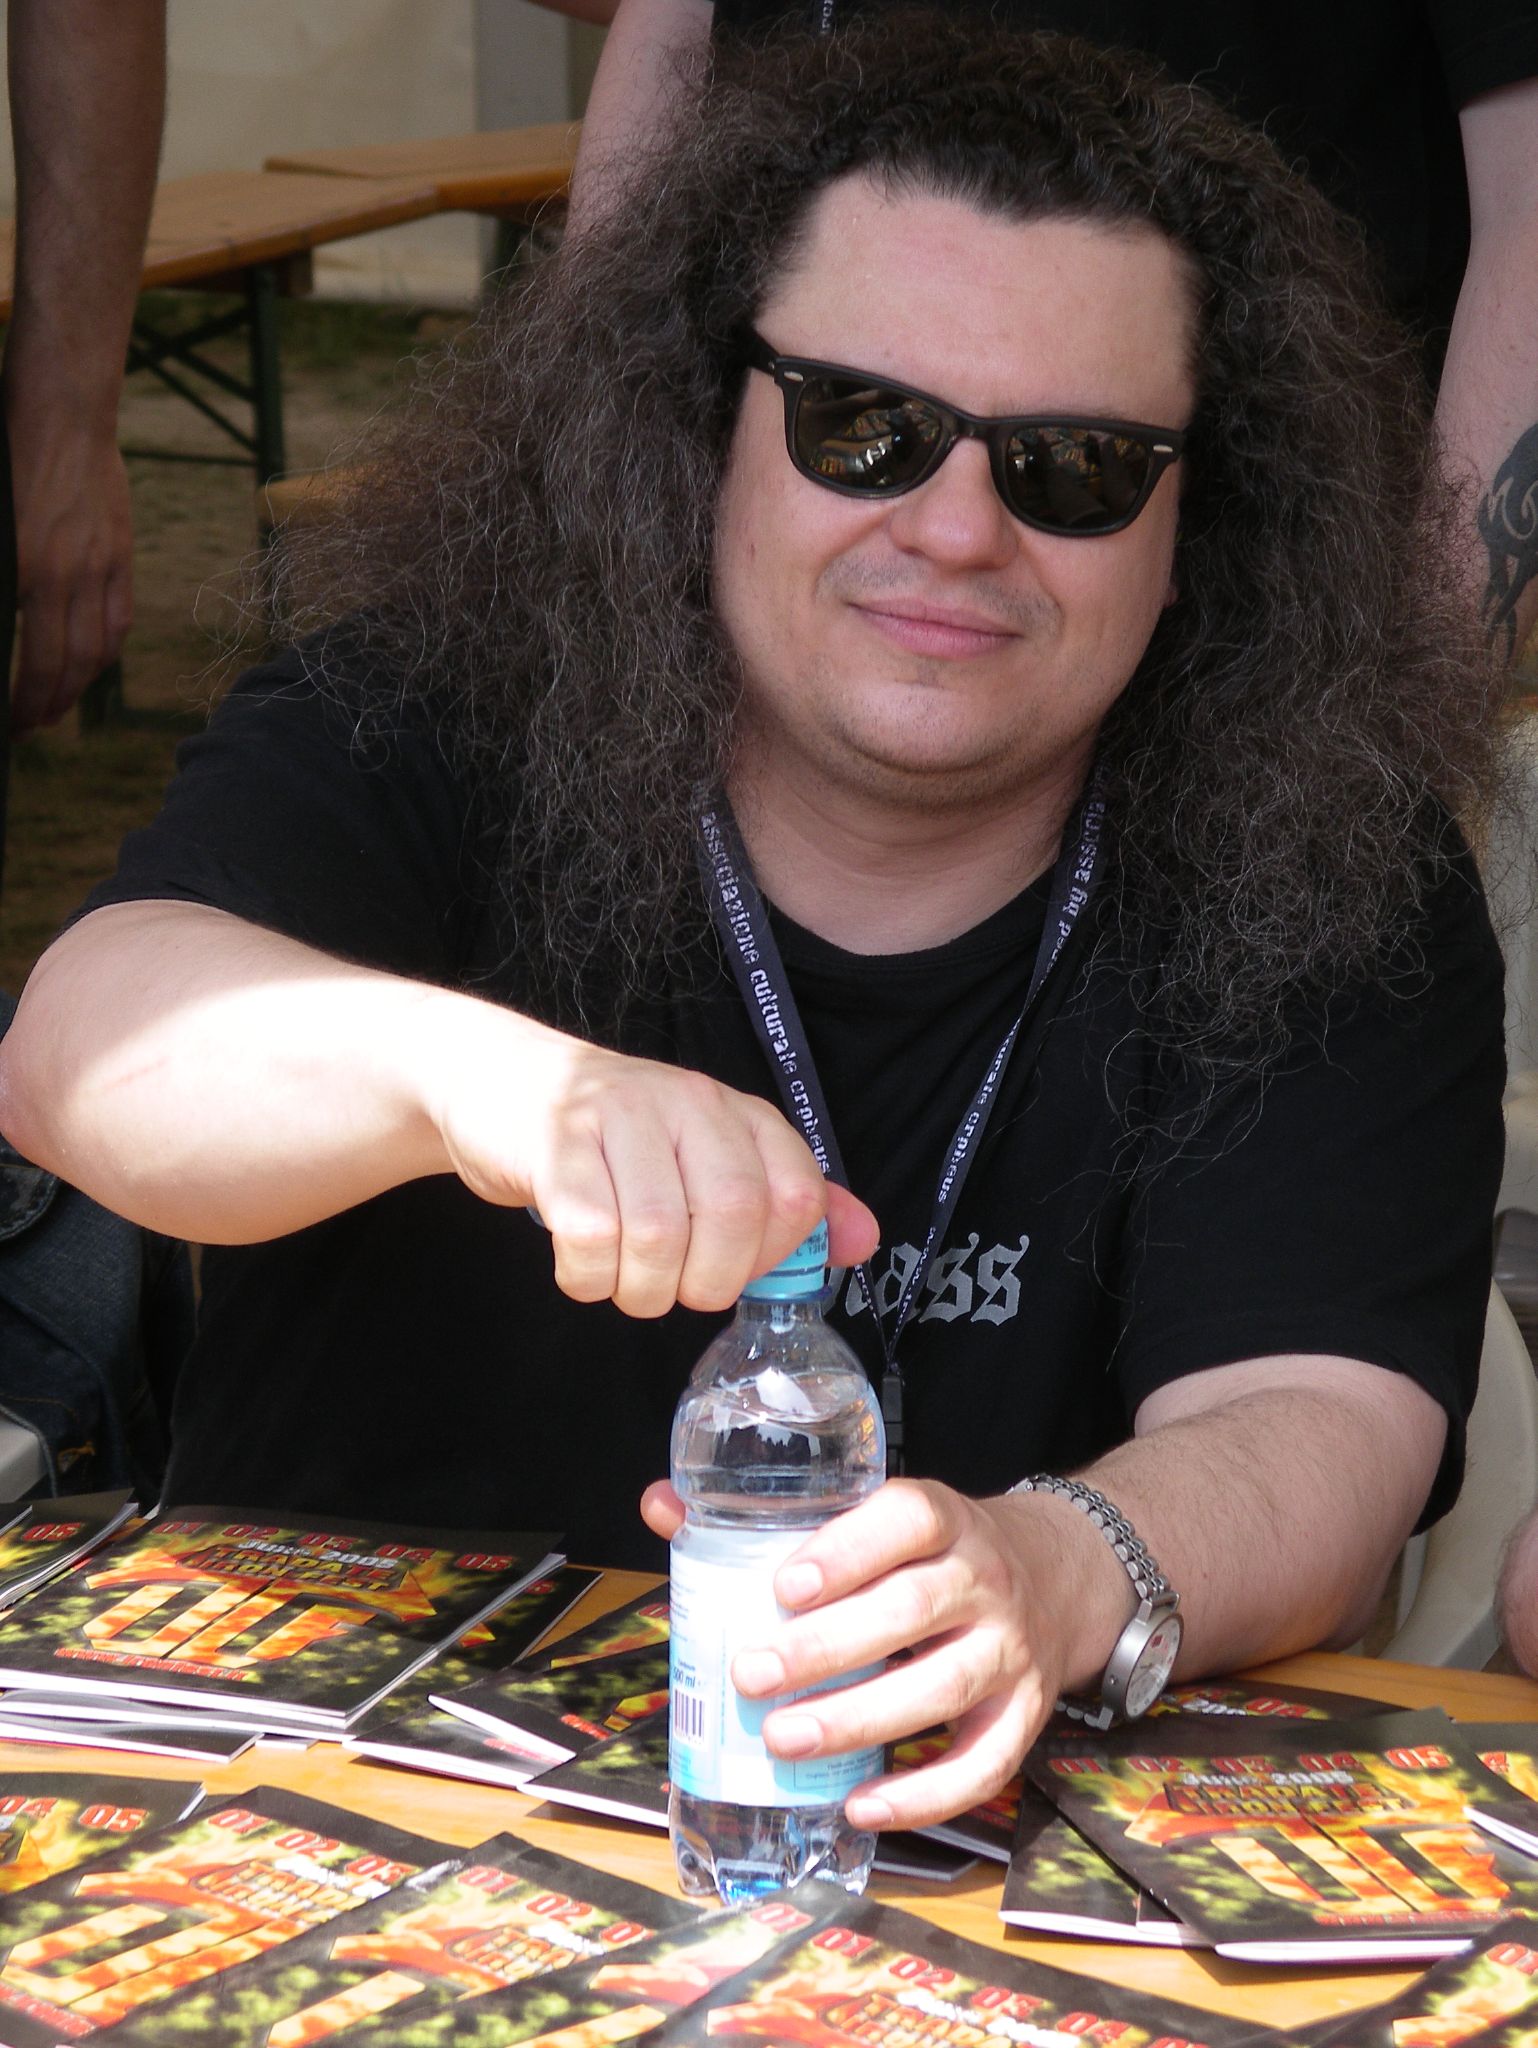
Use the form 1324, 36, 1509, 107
93, 1832, 696, 2048
524, 1719, 975, 1883
1476, 1731, 1538, 1808
0, 1510, 561, 1729
438, 1645, 669, 1766
1451, 2022, 1538, 2048
1147, 1680, 1398, 1723
0, 1709, 255, 1762
532, 1594, 672, 1672
1306, 1913, 1538, 2046
997, 1681, 1398, 1941
1000, 1783, 1197, 1944
519, 1716, 671, 1827
0, 1772, 201, 1897
311, 1885, 848, 2048
1465, 1728, 1538, 1858
0, 1784, 445, 2046
635, 1883, 1256, 2048
0, 1497, 137, 1612
353, 1567, 600, 1722
346, 1568, 601, 1784
1027, 1709, 1538, 1961
348, 1704, 553, 1791
915, 1681, 1394, 1873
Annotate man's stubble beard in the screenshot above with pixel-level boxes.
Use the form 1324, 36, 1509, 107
737, 641, 1109, 829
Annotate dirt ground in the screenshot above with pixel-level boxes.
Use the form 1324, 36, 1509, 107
0, 293, 466, 995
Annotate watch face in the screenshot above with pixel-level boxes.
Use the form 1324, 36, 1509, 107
1124, 1613, 1183, 1720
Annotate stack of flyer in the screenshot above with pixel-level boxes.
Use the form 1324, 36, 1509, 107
1011, 1701, 1538, 1964
0, 1494, 137, 1612
1000, 1676, 1400, 1946
434, 1606, 670, 1767
0, 1777, 1286, 2048
342, 1563, 603, 1782
0, 1507, 561, 1744
426, 1598, 978, 1882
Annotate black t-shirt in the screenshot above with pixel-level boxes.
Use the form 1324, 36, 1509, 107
82, 657, 1505, 1566
712, 0, 1538, 352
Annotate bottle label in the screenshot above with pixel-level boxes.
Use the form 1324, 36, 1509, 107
669, 1527, 883, 1806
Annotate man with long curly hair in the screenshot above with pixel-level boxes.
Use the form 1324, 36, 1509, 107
0, 17, 1506, 1823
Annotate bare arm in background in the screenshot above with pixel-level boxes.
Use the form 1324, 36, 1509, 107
1441, 75, 1538, 660
566, 0, 711, 228
524, 0, 623, 23
1499, 1510, 1538, 1673
4, 0, 165, 733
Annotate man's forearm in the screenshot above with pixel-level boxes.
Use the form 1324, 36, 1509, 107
0, 900, 872, 1312
1442, 79, 1538, 661
1061, 1356, 1447, 1681
0, 903, 474, 1242
7, 0, 165, 424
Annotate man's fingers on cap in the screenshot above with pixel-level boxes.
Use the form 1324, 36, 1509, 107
752, 1139, 830, 1257
537, 1155, 625, 1304
672, 1125, 772, 1311
599, 1115, 693, 1315
825, 1181, 880, 1266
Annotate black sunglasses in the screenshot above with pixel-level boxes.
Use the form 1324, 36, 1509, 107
744, 330, 1186, 538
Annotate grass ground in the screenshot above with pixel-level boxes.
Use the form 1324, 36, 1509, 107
0, 293, 466, 995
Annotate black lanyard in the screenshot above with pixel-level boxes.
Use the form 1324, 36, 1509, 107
696, 776, 1106, 1476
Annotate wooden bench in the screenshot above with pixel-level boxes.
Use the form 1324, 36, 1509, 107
0, 169, 439, 484
250, 128, 584, 538
263, 123, 579, 222
264, 124, 579, 276
256, 462, 369, 538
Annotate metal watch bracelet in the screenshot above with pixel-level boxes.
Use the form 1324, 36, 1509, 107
1009, 1474, 1182, 1726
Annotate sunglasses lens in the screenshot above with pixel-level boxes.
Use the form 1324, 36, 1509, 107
1002, 426, 1156, 531
791, 375, 945, 493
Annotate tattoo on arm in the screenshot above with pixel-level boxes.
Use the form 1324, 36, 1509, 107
1479, 423, 1538, 658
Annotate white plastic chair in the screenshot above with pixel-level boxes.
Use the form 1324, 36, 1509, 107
1500, 1072, 1538, 1220
1382, 1283, 1538, 1666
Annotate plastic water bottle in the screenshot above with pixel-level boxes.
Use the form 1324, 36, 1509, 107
667, 1221, 886, 1904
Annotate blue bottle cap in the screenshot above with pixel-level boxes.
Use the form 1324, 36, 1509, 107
742, 1221, 829, 1301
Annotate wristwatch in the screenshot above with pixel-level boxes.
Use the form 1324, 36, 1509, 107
1010, 1475, 1183, 1730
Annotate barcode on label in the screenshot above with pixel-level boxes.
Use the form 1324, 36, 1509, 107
672, 1687, 705, 1742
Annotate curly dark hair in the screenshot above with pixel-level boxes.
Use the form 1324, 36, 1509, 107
270, 10, 1499, 1055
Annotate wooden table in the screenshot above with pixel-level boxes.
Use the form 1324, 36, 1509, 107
263, 124, 580, 222
2, 1569, 1534, 2038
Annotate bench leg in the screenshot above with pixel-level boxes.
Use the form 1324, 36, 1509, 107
246, 264, 287, 485
78, 661, 125, 733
